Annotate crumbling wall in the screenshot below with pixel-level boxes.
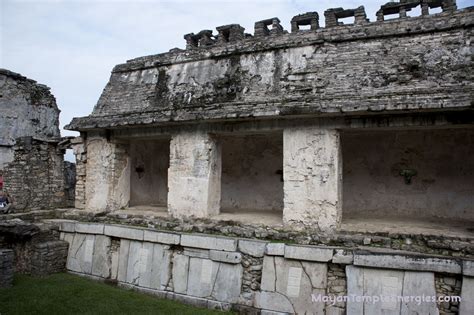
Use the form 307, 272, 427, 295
3, 137, 68, 211
0, 69, 60, 169
342, 128, 474, 221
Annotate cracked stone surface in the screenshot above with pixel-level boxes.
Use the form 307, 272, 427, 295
66, 233, 95, 274
260, 255, 327, 313
346, 266, 438, 314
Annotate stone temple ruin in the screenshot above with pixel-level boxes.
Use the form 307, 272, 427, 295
0, 69, 75, 210
2, 0, 474, 314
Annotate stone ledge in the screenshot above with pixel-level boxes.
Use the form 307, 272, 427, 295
284, 245, 333, 262
463, 260, 474, 276
353, 251, 462, 274
59, 220, 77, 233
332, 249, 354, 265
181, 234, 238, 251
143, 230, 180, 245
75, 222, 104, 235
183, 248, 210, 259
238, 239, 267, 258
265, 243, 285, 256
209, 250, 242, 264
104, 225, 144, 241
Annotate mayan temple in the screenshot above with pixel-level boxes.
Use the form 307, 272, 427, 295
1, 0, 473, 313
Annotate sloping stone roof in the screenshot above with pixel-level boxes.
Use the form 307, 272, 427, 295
66, 2, 474, 131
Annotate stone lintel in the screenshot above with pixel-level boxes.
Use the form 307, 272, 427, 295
238, 239, 267, 257
209, 250, 242, 264
265, 243, 285, 256
143, 230, 180, 245
104, 225, 144, 241
284, 245, 334, 262
75, 222, 105, 234
463, 260, 474, 276
354, 251, 462, 274
180, 234, 238, 251
59, 221, 77, 233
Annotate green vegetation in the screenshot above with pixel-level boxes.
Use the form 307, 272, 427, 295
0, 273, 234, 315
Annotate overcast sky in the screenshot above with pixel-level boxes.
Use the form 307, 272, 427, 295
1, 0, 473, 138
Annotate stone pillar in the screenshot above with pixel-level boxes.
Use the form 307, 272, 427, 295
168, 132, 221, 218
283, 127, 342, 232
84, 133, 130, 212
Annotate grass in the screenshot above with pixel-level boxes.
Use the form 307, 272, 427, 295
0, 273, 234, 315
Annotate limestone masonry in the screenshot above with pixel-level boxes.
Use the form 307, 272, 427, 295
66, 0, 473, 231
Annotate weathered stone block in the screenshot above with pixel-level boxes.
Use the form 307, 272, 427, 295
332, 249, 353, 264
187, 257, 220, 298
91, 235, 111, 278
238, 239, 267, 258
462, 260, 474, 277
104, 225, 144, 241
266, 243, 285, 256
209, 250, 242, 264
60, 221, 76, 233
212, 263, 243, 303
66, 233, 95, 274
254, 291, 294, 313
172, 254, 189, 294
401, 271, 438, 314
284, 245, 333, 262
76, 222, 104, 235
181, 234, 237, 251
143, 230, 180, 245
353, 252, 461, 274
460, 276, 474, 315
125, 241, 142, 285
260, 256, 327, 313
346, 266, 439, 314
183, 248, 210, 259
117, 239, 130, 282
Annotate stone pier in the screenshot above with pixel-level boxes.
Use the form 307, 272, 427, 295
283, 127, 342, 231
168, 132, 221, 218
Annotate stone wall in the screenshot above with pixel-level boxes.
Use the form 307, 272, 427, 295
220, 133, 283, 212
3, 137, 71, 211
129, 139, 169, 207
0, 249, 14, 288
58, 221, 474, 314
66, 5, 473, 131
0, 69, 60, 169
342, 128, 474, 221
0, 220, 68, 276
31, 240, 69, 276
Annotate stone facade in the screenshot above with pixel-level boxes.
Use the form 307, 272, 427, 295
0, 69, 60, 169
64, 0, 473, 233
57, 221, 473, 314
